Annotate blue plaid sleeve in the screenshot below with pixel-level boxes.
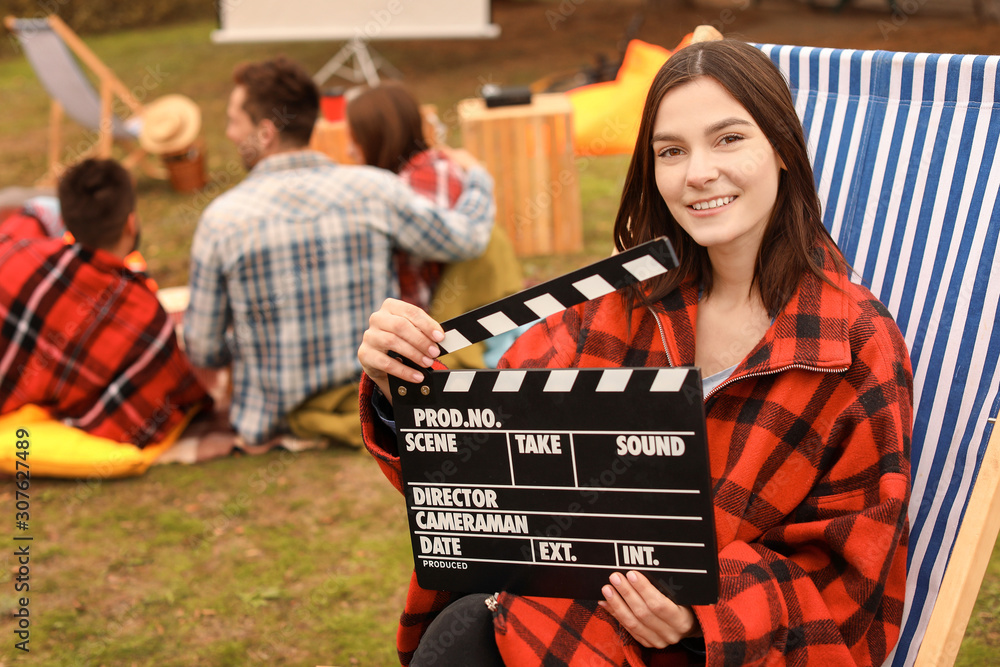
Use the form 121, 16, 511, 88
389, 166, 495, 262
184, 211, 233, 368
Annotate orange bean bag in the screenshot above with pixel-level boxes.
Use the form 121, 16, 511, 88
568, 27, 722, 156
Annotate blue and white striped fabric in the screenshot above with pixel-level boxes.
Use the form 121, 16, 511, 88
756, 43, 1000, 666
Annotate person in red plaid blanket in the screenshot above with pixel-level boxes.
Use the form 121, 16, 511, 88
357, 39, 912, 666
0, 159, 210, 446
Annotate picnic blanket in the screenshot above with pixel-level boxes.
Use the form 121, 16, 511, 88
0, 381, 344, 478
0, 291, 353, 479
155, 369, 362, 467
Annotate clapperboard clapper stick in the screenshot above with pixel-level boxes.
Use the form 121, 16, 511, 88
388, 237, 719, 605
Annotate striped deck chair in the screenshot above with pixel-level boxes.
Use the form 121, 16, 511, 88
755, 43, 1000, 666
4, 15, 161, 184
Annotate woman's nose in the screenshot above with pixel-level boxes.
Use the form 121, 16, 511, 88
685, 150, 719, 189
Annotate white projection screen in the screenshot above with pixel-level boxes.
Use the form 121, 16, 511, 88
212, 0, 500, 42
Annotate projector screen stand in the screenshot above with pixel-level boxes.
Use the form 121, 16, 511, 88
313, 37, 403, 87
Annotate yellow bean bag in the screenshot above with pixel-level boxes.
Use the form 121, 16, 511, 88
567, 26, 723, 157
0, 404, 198, 479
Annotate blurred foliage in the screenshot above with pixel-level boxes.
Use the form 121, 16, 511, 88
0, 0, 217, 57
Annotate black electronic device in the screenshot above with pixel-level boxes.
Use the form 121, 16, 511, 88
481, 84, 533, 108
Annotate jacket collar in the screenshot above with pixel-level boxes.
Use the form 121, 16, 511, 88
652, 247, 853, 380
248, 150, 334, 177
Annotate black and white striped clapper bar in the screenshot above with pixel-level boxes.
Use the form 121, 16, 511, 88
437, 236, 680, 355
389, 237, 719, 604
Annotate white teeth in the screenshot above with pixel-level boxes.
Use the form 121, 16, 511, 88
691, 196, 735, 210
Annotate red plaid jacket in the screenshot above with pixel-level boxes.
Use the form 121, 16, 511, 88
359, 247, 912, 666
394, 149, 464, 311
0, 212, 210, 447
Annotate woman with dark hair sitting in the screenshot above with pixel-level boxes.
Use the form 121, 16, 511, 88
347, 83, 523, 368
357, 39, 912, 666
347, 83, 457, 311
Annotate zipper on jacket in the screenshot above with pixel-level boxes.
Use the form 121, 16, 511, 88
704, 364, 846, 401
484, 592, 500, 612
645, 305, 846, 401
646, 305, 674, 368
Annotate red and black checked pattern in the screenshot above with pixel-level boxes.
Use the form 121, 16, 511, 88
394, 149, 463, 311
0, 216, 210, 447
359, 246, 911, 666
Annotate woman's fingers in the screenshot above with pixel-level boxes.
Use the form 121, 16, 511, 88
359, 328, 424, 381
358, 299, 446, 399
622, 571, 682, 625
376, 300, 445, 360
439, 146, 481, 170
601, 571, 695, 648
601, 574, 661, 648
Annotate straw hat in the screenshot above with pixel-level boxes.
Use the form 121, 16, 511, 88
139, 94, 202, 155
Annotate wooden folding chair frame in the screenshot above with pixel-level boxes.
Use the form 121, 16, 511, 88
4, 14, 162, 184
915, 409, 1000, 665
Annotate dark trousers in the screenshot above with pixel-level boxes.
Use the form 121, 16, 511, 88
411, 594, 505, 666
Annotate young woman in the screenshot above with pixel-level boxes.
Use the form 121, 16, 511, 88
346, 83, 460, 312
357, 39, 912, 666
347, 83, 524, 368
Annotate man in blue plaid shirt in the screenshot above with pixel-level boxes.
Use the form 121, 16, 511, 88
184, 57, 495, 446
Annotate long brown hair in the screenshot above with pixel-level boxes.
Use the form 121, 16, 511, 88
614, 39, 847, 317
346, 83, 427, 173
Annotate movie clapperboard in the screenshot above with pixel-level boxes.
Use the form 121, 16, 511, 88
388, 237, 719, 605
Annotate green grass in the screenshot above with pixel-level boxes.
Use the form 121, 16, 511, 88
957, 537, 1000, 667
1, 12, 999, 666
0, 450, 412, 665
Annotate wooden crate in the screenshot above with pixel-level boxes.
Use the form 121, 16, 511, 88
458, 93, 583, 257
310, 118, 355, 165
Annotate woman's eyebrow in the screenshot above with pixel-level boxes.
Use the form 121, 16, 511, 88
651, 117, 754, 144
705, 117, 753, 135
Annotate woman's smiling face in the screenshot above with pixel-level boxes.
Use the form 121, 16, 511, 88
651, 76, 784, 257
